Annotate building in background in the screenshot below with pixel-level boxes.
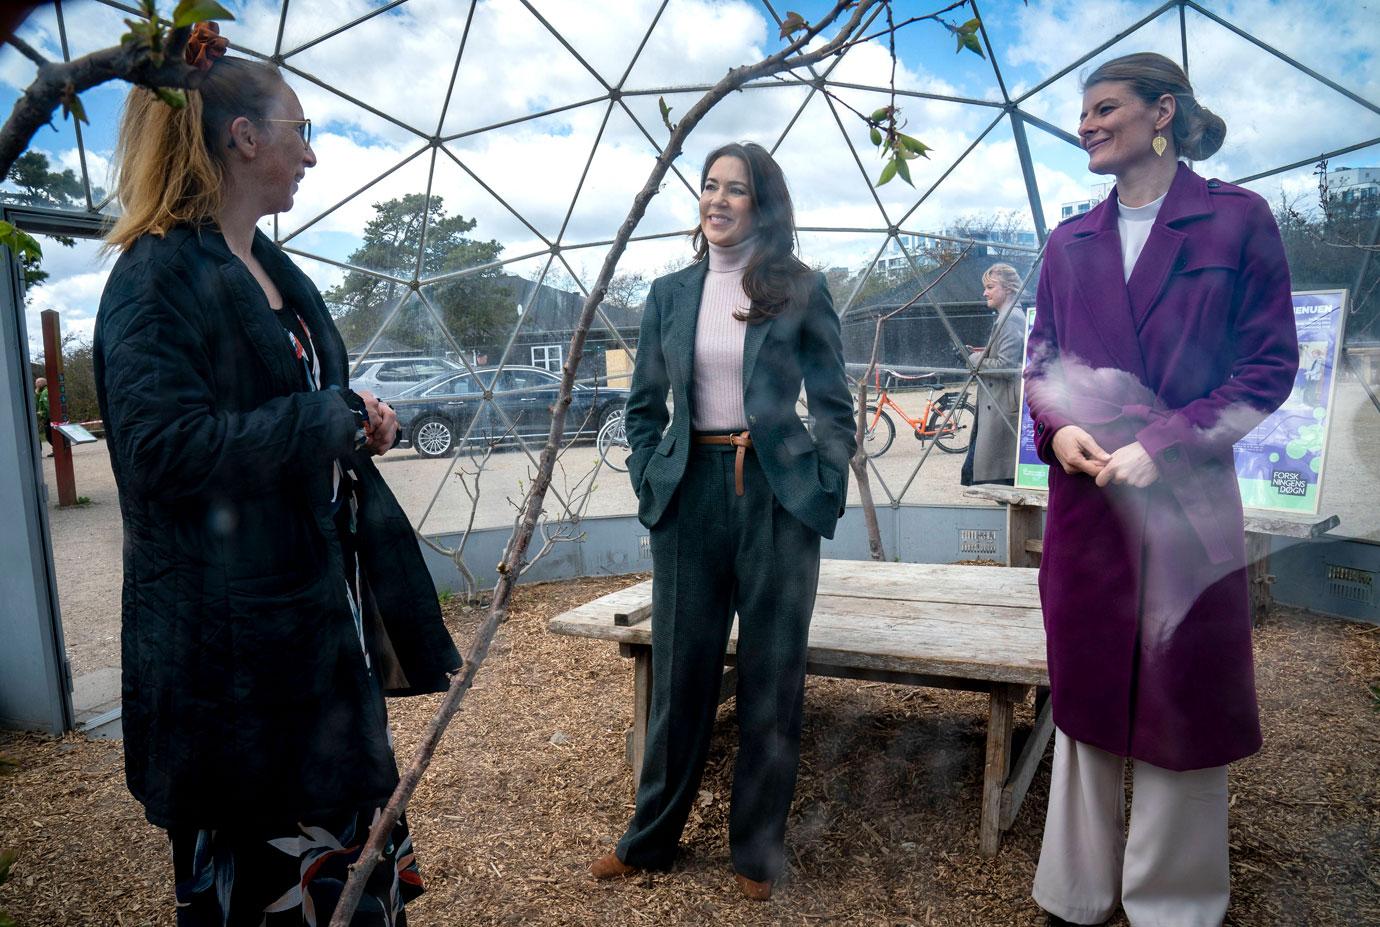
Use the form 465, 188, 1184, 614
1327, 166, 1380, 205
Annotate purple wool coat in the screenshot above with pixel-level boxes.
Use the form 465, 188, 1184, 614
1024, 163, 1298, 771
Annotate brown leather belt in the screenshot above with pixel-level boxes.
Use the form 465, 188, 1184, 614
692, 430, 753, 496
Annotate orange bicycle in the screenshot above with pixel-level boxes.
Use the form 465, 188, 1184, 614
860, 367, 975, 457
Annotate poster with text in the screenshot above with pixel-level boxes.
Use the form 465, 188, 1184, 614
1233, 290, 1347, 513
1012, 291, 1347, 514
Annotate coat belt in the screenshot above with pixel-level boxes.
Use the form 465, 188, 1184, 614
692, 430, 754, 496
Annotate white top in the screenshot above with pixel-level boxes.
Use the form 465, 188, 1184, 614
692, 238, 754, 431
1116, 191, 1167, 282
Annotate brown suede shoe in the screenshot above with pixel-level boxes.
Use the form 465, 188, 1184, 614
734, 873, 773, 901
589, 851, 637, 880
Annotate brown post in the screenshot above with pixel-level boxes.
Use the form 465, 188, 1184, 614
40, 309, 77, 506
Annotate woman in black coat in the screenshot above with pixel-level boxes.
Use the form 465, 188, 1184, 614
94, 28, 460, 925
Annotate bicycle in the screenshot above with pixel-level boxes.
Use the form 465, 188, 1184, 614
596, 407, 631, 472
859, 367, 976, 457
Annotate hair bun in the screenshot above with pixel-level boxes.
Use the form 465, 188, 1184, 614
1180, 100, 1226, 160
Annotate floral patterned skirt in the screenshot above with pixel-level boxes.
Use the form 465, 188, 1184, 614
169, 808, 423, 926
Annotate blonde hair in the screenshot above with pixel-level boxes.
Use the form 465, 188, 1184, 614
106, 57, 285, 250
983, 262, 1022, 299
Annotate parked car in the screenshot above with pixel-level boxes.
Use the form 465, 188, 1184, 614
348, 355, 464, 399
391, 365, 630, 458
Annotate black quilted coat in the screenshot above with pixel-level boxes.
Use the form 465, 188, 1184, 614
94, 225, 462, 831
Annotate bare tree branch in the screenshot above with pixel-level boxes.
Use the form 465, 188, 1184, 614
327, 2, 990, 919
6, 35, 50, 68
0, 24, 202, 184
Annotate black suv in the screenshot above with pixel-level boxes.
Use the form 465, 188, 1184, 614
391, 365, 630, 457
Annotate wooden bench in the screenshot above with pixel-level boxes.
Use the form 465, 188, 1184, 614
962, 484, 1339, 624
548, 559, 1051, 857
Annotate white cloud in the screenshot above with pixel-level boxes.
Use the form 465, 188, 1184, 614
1005, 0, 1380, 187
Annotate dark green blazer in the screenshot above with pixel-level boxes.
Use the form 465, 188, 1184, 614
624, 260, 856, 539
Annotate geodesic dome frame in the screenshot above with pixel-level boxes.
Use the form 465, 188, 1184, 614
4, 0, 1378, 581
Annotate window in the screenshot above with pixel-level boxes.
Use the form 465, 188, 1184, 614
425, 374, 479, 397
376, 363, 417, 383
412, 360, 453, 379
497, 369, 558, 393
531, 345, 562, 372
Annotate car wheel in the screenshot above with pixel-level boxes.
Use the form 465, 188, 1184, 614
412, 415, 456, 458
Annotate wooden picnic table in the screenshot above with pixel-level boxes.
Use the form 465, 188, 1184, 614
962, 484, 1339, 624
549, 559, 1051, 857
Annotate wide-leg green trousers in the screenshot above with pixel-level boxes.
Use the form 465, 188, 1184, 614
617, 442, 821, 883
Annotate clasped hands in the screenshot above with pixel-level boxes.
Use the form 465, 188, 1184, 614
355, 389, 398, 456
1050, 425, 1160, 488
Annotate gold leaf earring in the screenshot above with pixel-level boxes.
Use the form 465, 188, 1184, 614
1152, 133, 1168, 157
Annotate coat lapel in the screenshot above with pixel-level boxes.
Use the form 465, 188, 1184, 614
1063, 201, 1149, 383
668, 260, 707, 400
741, 308, 773, 391
196, 228, 301, 395
1125, 164, 1210, 331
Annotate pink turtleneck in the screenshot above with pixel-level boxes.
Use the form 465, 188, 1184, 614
692, 237, 754, 431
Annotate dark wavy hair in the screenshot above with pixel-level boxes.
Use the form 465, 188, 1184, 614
1083, 52, 1226, 161
692, 141, 810, 324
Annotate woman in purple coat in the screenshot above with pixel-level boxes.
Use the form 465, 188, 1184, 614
1023, 53, 1298, 926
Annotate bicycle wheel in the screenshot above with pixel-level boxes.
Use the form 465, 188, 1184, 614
596, 413, 630, 472
933, 398, 976, 454
862, 406, 895, 457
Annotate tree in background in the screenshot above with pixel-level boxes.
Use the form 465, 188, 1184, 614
30, 331, 99, 425
1275, 169, 1380, 342
326, 193, 513, 357
2, 150, 105, 286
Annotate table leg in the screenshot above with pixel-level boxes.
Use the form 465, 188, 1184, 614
1001, 688, 1054, 830
1007, 504, 1042, 568
980, 683, 1017, 856
1246, 531, 1273, 626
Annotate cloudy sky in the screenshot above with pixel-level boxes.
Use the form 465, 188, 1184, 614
3, 0, 1377, 353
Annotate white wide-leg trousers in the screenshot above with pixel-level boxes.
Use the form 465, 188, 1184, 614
1032, 729, 1230, 927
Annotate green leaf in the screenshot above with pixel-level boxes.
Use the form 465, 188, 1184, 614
876, 159, 898, 187
172, 0, 235, 28
869, 126, 882, 146
961, 31, 985, 58
870, 106, 892, 123
155, 87, 188, 109
959, 16, 982, 34
898, 134, 932, 159
60, 88, 88, 125
779, 11, 808, 39
895, 155, 913, 187
0, 221, 43, 263
657, 96, 674, 133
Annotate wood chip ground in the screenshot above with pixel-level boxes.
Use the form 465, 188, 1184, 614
2, 576, 1377, 925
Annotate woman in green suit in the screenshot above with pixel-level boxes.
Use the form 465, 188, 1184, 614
590, 142, 856, 900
